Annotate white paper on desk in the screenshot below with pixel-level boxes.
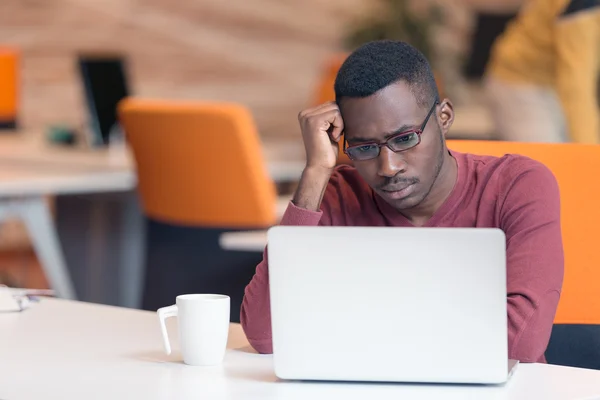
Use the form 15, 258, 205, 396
0, 289, 21, 312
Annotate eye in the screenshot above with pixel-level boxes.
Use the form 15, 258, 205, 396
356, 144, 377, 153
391, 132, 415, 144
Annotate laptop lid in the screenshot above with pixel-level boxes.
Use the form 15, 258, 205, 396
268, 226, 509, 384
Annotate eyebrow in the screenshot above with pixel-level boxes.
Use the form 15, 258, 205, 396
347, 124, 416, 144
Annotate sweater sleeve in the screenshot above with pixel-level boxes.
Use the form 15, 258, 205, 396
239, 171, 341, 354
555, 10, 600, 143
500, 157, 564, 362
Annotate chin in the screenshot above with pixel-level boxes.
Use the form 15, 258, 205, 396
391, 196, 422, 211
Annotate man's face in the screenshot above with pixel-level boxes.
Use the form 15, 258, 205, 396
339, 81, 451, 211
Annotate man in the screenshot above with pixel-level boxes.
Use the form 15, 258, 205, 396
485, 0, 600, 143
241, 40, 564, 363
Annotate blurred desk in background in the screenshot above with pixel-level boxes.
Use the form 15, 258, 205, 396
220, 230, 268, 252
220, 230, 269, 252
0, 134, 305, 183
0, 139, 142, 308
0, 134, 298, 309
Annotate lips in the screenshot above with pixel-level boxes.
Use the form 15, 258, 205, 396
381, 184, 412, 193
380, 183, 416, 200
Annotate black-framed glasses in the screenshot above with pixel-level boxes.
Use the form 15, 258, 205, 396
343, 99, 439, 161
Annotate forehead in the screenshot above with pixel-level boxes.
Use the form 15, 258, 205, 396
339, 81, 422, 140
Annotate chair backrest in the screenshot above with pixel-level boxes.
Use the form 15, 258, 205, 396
447, 139, 600, 369
446, 140, 600, 326
117, 98, 277, 228
0, 47, 19, 126
312, 53, 347, 106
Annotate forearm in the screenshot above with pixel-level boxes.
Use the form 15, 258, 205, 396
292, 166, 333, 211
507, 289, 561, 362
240, 180, 329, 353
240, 250, 273, 353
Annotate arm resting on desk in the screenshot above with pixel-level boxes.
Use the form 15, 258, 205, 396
240, 202, 326, 353
500, 157, 564, 362
240, 167, 351, 353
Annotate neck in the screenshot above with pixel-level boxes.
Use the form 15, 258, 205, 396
401, 150, 458, 226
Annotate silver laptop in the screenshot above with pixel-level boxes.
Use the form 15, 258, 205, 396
267, 226, 518, 385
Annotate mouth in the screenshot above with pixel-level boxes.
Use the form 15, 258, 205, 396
380, 183, 416, 200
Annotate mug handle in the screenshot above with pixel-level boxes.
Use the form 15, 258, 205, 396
157, 305, 178, 354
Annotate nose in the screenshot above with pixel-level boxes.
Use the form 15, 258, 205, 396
377, 146, 407, 178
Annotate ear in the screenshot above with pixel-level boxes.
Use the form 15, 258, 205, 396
437, 98, 454, 139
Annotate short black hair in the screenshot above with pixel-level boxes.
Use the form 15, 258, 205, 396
334, 40, 439, 108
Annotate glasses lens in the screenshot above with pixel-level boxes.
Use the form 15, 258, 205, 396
346, 144, 380, 161
388, 132, 419, 151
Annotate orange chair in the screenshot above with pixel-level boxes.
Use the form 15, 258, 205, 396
447, 140, 600, 369
0, 47, 19, 129
311, 53, 348, 107
118, 98, 277, 320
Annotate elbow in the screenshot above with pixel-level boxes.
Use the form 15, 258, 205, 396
248, 338, 273, 354
509, 347, 546, 364
241, 318, 273, 354
240, 298, 273, 354
508, 289, 561, 363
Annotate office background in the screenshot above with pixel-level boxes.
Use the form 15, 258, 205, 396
0, 0, 503, 139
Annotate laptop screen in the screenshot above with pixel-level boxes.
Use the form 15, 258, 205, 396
78, 55, 130, 146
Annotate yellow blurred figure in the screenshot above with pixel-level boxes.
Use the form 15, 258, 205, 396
485, 0, 600, 144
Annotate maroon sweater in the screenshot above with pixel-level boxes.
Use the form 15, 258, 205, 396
241, 150, 564, 363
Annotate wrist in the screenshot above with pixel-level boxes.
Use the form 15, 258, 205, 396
292, 166, 333, 212
303, 165, 334, 180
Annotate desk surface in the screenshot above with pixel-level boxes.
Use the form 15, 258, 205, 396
0, 135, 135, 196
220, 229, 269, 251
1, 297, 600, 400
0, 135, 305, 195
0, 163, 135, 197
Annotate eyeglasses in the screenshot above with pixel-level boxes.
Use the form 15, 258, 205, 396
343, 99, 439, 161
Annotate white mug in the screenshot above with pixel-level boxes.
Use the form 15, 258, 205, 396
157, 294, 230, 366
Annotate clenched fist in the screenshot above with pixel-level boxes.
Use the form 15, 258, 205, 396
298, 102, 344, 172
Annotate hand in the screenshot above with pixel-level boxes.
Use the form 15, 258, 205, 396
297, 102, 344, 172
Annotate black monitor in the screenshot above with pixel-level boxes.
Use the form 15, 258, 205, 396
78, 55, 130, 146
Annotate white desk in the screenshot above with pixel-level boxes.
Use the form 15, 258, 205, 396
0, 163, 138, 301
0, 163, 290, 304
0, 135, 305, 184
1, 297, 600, 400
220, 230, 269, 252
0, 162, 135, 196
0, 136, 141, 303
0, 134, 299, 306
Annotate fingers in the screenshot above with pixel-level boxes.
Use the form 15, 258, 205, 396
298, 102, 344, 142
327, 111, 344, 142
297, 102, 342, 170
298, 102, 338, 120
